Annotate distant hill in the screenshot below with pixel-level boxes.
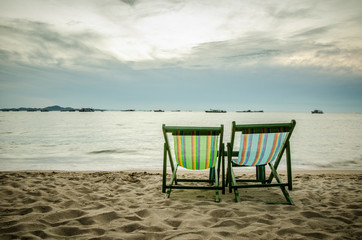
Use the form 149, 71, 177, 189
1, 105, 105, 112
43, 105, 75, 111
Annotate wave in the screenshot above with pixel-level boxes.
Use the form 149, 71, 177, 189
88, 149, 138, 154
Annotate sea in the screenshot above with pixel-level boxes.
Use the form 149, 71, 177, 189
0, 111, 361, 171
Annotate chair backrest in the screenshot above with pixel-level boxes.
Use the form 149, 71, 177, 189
230, 120, 296, 166
163, 125, 224, 170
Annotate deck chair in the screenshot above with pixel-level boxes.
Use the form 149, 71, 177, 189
162, 125, 225, 202
227, 120, 296, 204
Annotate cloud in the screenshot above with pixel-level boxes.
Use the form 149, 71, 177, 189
131, 30, 362, 75
0, 19, 116, 70
272, 7, 312, 19
292, 26, 332, 38
120, 0, 136, 6
0, 0, 361, 112
1, 0, 361, 73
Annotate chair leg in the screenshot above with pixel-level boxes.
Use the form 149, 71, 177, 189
280, 186, 294, 205
162, 144, 167, 193
215, 168, 220, 202
209, 167, 215, 185
167, 166, 178, 198
256, 165, 266, 183
225, 156, 229, 188
215, 190, 220, 202
227, 145, 233, 193
269, 163, 294, 205
228, 166, 233, 193
286, 143, 293, 190
229, 167, 241, 202
221, 146, 225, 195
225, 169, 229, 187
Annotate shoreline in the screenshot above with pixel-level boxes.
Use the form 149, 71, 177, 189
1, 170, 361, 239
1, 169, 361, 173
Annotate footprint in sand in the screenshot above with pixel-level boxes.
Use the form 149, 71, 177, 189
50, 226, 105, 237
22, 198, 37, 204
43, 209, 87, 224
120, 223, 147, 233
33, 205, 53, 213
125, 215, 143, 221
164, 219, 182, 228
92, 211, 119, 224
212, 219, 248, 229
300, 211, 324, 218
77, 216, 96, 225
0, 223, 47, 235
31, 230, 48, 239
135, 209, 151, 218
208, 209, 237, 218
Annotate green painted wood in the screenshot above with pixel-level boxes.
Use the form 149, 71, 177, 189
162, 143, 167, 193
286, 142, 292, 190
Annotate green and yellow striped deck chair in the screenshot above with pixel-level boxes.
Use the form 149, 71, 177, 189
162, 125, 225, 202
227, 120, 296, 204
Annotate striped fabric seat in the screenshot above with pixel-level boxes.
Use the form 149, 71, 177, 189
173, 133, 219, 170
233, 132, 287, 166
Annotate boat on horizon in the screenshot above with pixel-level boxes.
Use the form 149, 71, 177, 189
311, 110, 323, 114
236, 110, 264, 113
79, 108, 95, 112
153, 110, 164, 112
312, 109, 323, 114
205, 109, 227, 113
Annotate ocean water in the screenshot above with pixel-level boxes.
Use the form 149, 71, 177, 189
0, 111, 361, 171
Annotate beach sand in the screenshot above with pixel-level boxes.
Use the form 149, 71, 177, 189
0, 170, 361, 239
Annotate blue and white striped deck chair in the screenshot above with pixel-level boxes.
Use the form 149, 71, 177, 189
227, 120, 296, 204
162, 125, 225, 202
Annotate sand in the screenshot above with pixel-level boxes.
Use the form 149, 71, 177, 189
0, 170, 361, 240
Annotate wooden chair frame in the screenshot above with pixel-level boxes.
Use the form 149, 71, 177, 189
227, 120, 296, 204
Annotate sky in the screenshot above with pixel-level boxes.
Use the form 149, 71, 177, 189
0, 0, 361, 112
